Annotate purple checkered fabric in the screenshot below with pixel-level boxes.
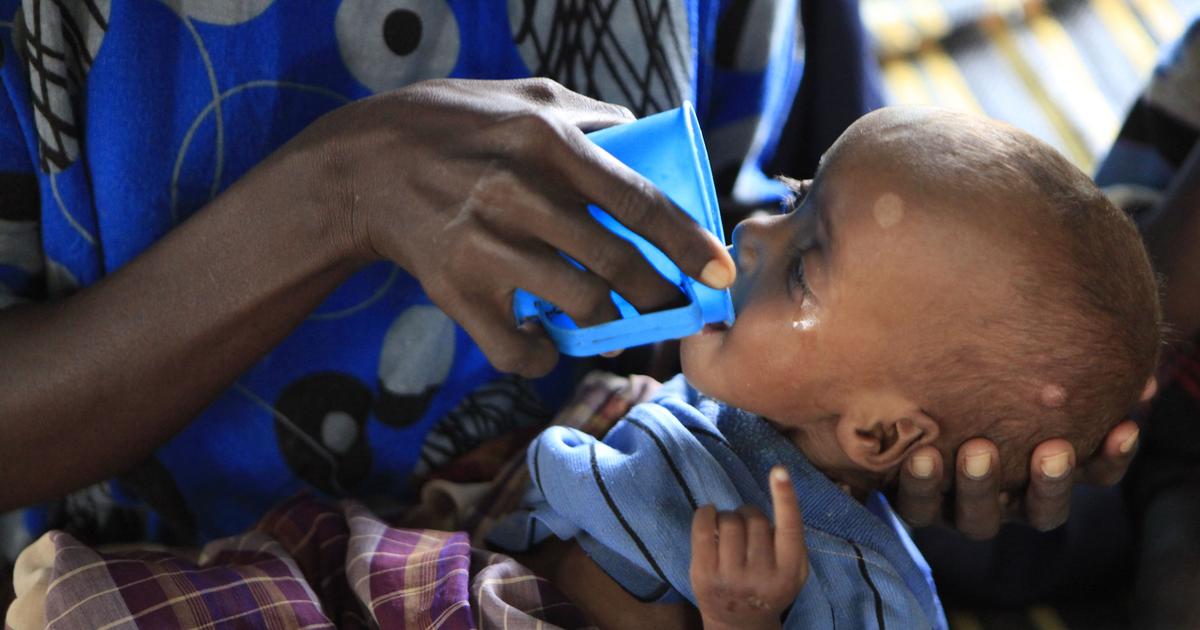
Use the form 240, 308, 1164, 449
5, 372, 655, 629
5, 496, 591, 629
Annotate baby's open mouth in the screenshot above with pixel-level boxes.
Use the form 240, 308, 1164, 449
701, 322, 730, 334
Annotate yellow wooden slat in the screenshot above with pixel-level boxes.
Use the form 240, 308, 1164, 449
905, 0, 952, 41
984, 0, 1027, 18
980, 15, 1095, 170
919, 42, 986, 113
1026, 6, 1120, 142
863, 0, 923, 57
1130, 0, 1185, 45
1091, 0, 1160, 76
882, 57, 935, 105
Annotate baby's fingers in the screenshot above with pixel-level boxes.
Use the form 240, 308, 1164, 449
770, 467, 808, 583
717, 511, 747, 573
740, 505, 774, 572
690, 505, 718, 580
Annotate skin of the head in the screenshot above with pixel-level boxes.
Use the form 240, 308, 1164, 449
680, 106, 1162, 495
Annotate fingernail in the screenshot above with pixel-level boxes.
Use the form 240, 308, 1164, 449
771, 467, 789, 483
1120, 429, 1139, 454
700, 258, 735, 289
1040, 452, 1070, 479
910, 456, 934, 479
965, 453, 991, 480
1141, 378, 1157, 402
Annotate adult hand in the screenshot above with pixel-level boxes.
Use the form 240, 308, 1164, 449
298, 78, 735, 377
895, 419, 1142, 539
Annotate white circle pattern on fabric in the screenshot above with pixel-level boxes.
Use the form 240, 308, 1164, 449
158, 0, 275, 25
378, 304, 456, 397
335, 0, 461, 94
320, 410, 360, 455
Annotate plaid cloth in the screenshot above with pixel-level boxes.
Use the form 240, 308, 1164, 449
5, 372, 657, 630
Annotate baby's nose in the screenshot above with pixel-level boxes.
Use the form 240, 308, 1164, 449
730, 212, 777, 270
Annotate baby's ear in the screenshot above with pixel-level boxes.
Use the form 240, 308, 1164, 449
835, 407, 939, 473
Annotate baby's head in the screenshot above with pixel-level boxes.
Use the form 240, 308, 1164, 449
682, 106, 1161, 492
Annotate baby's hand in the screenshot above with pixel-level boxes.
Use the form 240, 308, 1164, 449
690, 467, 809, 630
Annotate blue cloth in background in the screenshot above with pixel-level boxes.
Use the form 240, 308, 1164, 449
489, 375, 947, 629
770, 0, 886, 181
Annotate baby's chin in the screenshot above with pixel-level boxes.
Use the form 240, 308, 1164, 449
678, 332, 722, 393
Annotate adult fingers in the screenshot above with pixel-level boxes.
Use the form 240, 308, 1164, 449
506, 243, 621, 327
441, 287, 558, 377
894, 446, 946, 528
954, 439, 1002, 540
691, 505, 719, 579
770, 467, 807, 582
502, 186, 684, 313
1024, 439, 1076, 531
716, 511, 746, 574
507, 77, 636, 131
1080, 419, 1139, 486
546, 126, 736, 292
427, 230, 568, 376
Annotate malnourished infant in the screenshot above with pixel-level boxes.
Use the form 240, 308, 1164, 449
490, 106, 1161, 630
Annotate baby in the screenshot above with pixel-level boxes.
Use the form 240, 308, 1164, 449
489, 107, 1161, 629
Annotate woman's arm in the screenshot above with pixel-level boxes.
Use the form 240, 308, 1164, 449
0, 140, 354, 510
0, 78, 736, 511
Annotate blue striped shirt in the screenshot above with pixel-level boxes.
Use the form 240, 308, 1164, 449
490, 375, 948, 630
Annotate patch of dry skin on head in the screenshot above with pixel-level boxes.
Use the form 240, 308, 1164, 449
872, 192, 905, 228
1040, 383, 1068, 408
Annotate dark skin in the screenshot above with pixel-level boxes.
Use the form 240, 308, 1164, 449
0, 78, 732, 511
895, 424, 1141, 538
0, 79, 1132, 539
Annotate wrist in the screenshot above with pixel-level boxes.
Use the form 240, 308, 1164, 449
252, 129, 372, 273
303, 134, 371, 268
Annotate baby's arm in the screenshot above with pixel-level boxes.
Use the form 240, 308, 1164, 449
690, 467, 808, 630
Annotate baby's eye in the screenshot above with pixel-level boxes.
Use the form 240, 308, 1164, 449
783, 179, 814, 215
789, 244, 813, 297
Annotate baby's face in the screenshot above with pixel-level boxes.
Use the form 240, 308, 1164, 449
681, 159, 1019, 465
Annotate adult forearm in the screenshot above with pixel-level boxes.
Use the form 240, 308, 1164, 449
1145, 143, 1200, 343
0, 145, 360, 511
0, 76, 741, 510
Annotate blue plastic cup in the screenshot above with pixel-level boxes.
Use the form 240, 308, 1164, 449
513, 102, 735, 356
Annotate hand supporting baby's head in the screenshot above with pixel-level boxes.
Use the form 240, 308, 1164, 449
681, 106, 1161, 494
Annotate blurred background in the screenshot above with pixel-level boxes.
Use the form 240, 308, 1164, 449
865, 0, 1197, 172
